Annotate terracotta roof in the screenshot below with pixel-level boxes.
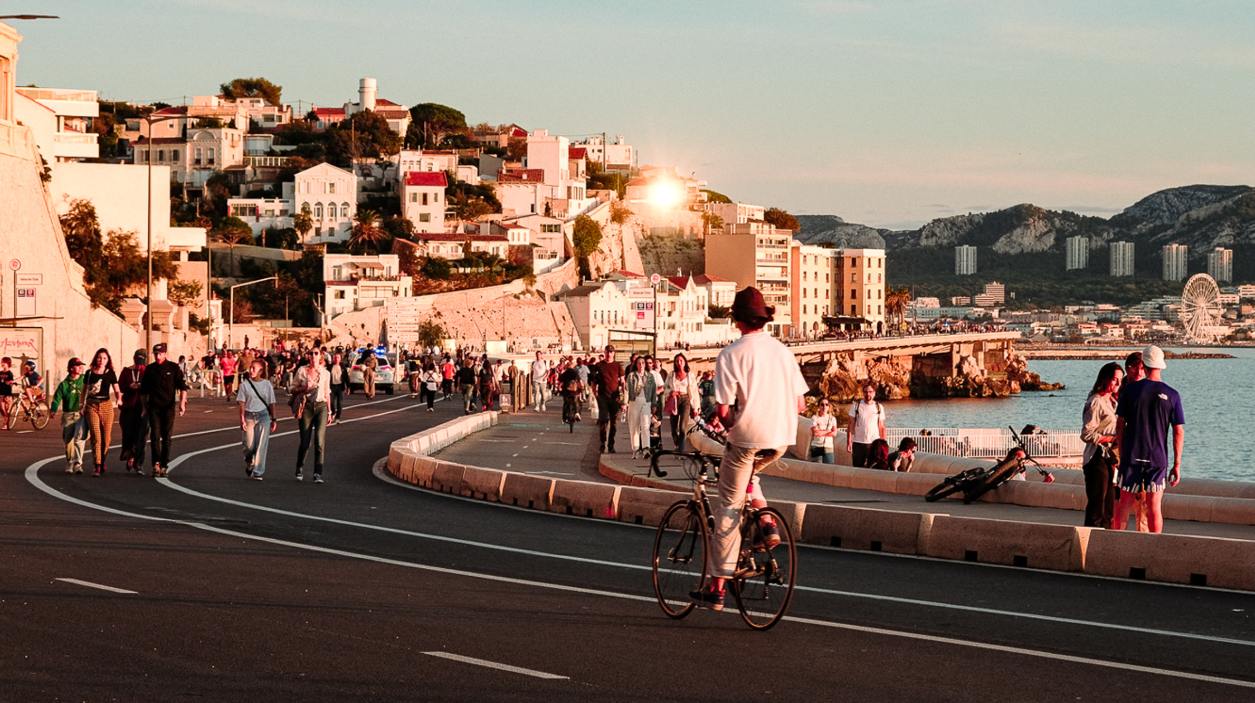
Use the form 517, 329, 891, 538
153, 106, 189, 116
375, 107, 409, 118
404, 172, 448, 187
615, 270, 644, 278
555, 285, 605, 298
498, 223, 527, 229
133, 137, 187, 145
666, 276, 693, 289
313, 107, 345, 117
691, 274, 731, 284
497, 168, 545, 183
569, 147, 587, 160
374, 98, 402, 107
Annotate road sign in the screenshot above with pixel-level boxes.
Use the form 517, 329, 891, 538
7, 259, 19, 271
650, 273, 660, 285
16, 287, 35, 317
15, 273, 41, 285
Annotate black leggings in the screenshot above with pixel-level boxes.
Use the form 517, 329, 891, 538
423, 386, 437, 409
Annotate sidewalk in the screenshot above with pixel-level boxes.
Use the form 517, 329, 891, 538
438, 411, 1255, 542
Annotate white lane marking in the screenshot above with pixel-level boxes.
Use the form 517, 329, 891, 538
421, 652, 567, 680
55, 578, 138, 594
511, 453, 519, 457
541, 441, 582, 446
21, 463, 1255, 691
505, 463, 511, 468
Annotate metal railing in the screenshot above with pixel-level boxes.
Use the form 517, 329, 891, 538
878, 427, 1084, 459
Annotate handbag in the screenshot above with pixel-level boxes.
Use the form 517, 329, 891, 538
664, 393, 678, 416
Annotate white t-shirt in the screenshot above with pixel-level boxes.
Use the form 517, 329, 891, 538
714, 331, 808, 450
848, 400, 885, 444
810, 413, 837, 449
530, 360, 548, 382
236, 377, 275, 414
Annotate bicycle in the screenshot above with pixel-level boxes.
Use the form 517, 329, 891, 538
4, 390, 50, 430
924, 425, 1054, 504
561, 390, 579, 433
648, 417, 797, 630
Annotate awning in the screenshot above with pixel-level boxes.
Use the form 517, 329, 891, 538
355, 262, 384, 270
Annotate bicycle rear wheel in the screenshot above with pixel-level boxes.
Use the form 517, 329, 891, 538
30, 400, 50, 430
652, 501, 708, 619
924, 469, 982, 502
732, 507, 797, 630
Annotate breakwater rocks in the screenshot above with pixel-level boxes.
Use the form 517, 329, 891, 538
1021, 347, 1233, 361
804, 352, 1063, 403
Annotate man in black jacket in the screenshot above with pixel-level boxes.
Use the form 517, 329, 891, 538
140, 343, 188, 477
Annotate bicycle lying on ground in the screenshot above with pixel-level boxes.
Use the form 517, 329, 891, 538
924, 425, 1054, 504
4, 391, 50, 430
648, 416, 797, 630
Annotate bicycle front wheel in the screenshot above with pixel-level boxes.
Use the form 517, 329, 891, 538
652, 501, 708, 619
30, 400, 50, 430
732, 507, 797, 630
4, 404, 17, 430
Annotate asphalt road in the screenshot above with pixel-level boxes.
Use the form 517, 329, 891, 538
5, 391, 1255, 702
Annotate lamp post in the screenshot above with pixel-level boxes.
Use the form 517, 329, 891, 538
228, 276, 276, 349
142, 112, 186, 352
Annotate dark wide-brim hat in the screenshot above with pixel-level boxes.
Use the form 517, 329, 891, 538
731, 286, 773, 322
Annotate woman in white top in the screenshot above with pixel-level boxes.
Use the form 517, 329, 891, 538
625, 357, 655, 458
666, 353, 700, 451
1080, 362, 1123, 529
809, 399, 838, 464
420, 360, 441, 412
290, 350, 331, 483
237, 360, 278, 479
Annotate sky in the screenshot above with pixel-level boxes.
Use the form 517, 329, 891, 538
9, 0, 1255, 229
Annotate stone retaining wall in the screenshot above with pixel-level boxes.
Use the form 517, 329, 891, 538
385, 417, 1255, 591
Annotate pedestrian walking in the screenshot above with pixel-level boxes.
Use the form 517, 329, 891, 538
441, 355, 455, 400
118, 350, 148, 473
625, 356, 654, 457
478, 358, 497, 412
420, 360, 440, 412
846, 382, 886, 467
1113, 345, 1184, 533
328, 351, 346, 425
139, 343, 189, 478
49, 357, 88, 474
238, 359, 278, 480
220, 351, 237, 402
1080, 362, 1123, 528
83, 348, 122, 476
361, 348, 378, 399
456, 358, 477, 414
592, 345, 625, 453
290, 349, 330, 483
530, 351, 548, 412
665, 353, 699, 450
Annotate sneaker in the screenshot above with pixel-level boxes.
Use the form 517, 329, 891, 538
133, 467, 145, 476
690, 588, 725, 611
251, 475, 264, 481
313, 474, 324, 484
575, 414, 581, 421
64, 467, 74, 474
295, 469, 303, 482
756, 520, 781, 551
92, 466, 102, 477
74, 466, 83, 474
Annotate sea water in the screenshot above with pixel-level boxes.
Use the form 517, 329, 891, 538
879, 347, 1254, 482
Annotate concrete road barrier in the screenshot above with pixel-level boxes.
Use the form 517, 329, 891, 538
799, 503, 936, 555
770, 499, 807, 540
461, 465, 506, 501
500, 472, 555, 510
431, 461, 466, 495
411, 455, 438, 487
926, 515, 1090, 572
617, 486, 683, 526
1085, 530, 1255, 590
550, 479, 620, 519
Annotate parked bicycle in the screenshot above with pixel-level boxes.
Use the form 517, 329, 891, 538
649, 417, 797, 630
924, 425, 1054, 504
4, 390, 50, 430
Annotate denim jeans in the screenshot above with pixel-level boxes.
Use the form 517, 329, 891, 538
297, 401, 327, 476
329, 385, 344, 421
809, 446, 835, 464
242, 411, 272, 477
60, 410, 87, 470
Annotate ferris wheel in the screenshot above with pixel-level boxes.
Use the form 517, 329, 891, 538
1180, 273, 1222, 343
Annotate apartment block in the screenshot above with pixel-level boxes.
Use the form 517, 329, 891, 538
1162, 243, 1188, 282
1066, 236, 1089, 270
1208, 247, 1233, 282
1110, 241, 1135, 277
955, 245, 977, 275
790, 243, 837, 338
834, 248, 887, 332
705, 221, 793, 337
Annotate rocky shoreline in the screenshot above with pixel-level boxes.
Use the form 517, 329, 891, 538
1020, 347, 1233, 361
803, 351, 1064, 404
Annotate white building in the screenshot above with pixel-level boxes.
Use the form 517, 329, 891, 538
572, 134, 634, 172
226, 196, 293, 235
400, 171, 447, 233
288, 162, 357, 243
13, 86, 98, 162
324, 254, 412, 320
1066, 236, 1089, 271
396, 149, 457, 176
705, 201, 765, 229
1208, 247, 1233, 282
132, 123, 245, 189
556, 282, 632, 350
791, 242, 837, 338
955, 245, 977, 275
492, 129, 593, 220
343, 78, 411, 136
1162, 243, 1188, 282
1110, 241, 1135, 277
413, 232, 508, 260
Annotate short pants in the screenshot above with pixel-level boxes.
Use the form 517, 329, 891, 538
1118, 461, 1169, 493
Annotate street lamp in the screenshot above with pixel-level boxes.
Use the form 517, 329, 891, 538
142, 112, 186, 353
228, 276, 276, 349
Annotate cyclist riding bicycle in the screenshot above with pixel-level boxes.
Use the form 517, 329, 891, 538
691, 286, 808, 611
21, 361, 44, 404
558, 358, 583, 423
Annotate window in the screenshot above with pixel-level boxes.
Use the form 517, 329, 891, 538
850, 289, 857, 299
157, 150, 164, 162
802, 289, 807, 299
422, 193, 429, 206
341, 203, 349, 218
328, 206, 337, 222
172, 149, 180, 161
850, 304, 856, 315
410, 193, 417, 203
314, 203, 323, 219
419, 213, 431, 222
850, 273, 856, 283
434, 192, 439, 203
878, 305, 883, 315
329, 181, 336, 194
542, 224, 561, 233
802, 271, 807, 282
802, 305, 807, 314
208, 147, 216, 164
335, 290, 345, 299
825, 273, 829, 283
195, 147, 202, 164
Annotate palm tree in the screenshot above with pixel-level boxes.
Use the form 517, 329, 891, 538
293, 206, 313, 245
349, 208, 390, 255
885, 286, 912, 332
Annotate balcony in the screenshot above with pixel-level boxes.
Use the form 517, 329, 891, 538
53, 131, 99, 159
243, 155, 292, 168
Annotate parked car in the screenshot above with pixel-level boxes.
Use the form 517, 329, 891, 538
348, 348, 395, 395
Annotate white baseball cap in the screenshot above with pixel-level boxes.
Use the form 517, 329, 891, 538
1142, 345, 1166, 370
